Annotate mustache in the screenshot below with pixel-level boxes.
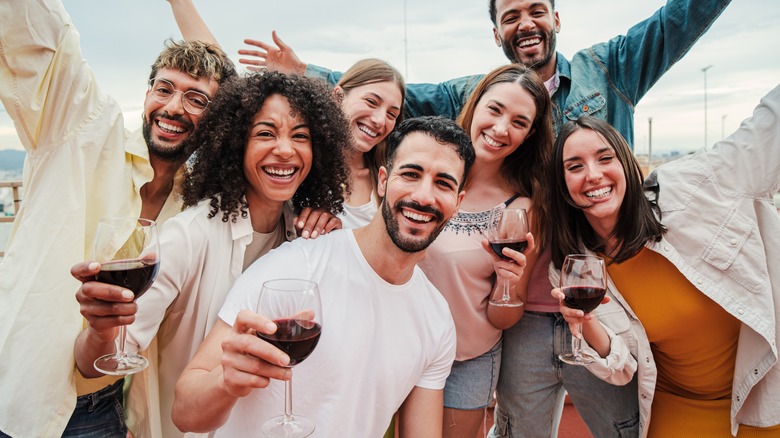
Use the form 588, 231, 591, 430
395, 200, 444, 222
512, 31, 544, 46
152, 111, 194, 130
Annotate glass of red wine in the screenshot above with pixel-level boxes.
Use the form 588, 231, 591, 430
92, 217, 160, 375
558, 254, 607, 366
486, 207, 528, 307
257, 279, 323, 438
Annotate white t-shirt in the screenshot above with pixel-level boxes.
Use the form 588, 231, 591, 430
337, 192, 378, 229
217, 229, 456, 438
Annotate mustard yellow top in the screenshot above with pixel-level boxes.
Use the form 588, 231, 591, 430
607, 247, 780, 437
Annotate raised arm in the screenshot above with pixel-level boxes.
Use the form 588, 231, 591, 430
606, 0, 732, 104
0, 0, 100, 151
707, 84, 780, 195
167, 0, 219, 46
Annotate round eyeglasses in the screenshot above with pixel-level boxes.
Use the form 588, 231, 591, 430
148, 78, 211, 115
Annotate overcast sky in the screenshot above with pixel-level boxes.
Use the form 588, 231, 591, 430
1, 0, 779, 156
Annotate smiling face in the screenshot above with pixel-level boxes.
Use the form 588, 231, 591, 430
337, 81, 403, 155
492, 0, 559, 78
470, 82, 536, 164
562, 128, 626, 239
378, 132, 465, 253
242, 94, 313, 211
142, 68, 219, 162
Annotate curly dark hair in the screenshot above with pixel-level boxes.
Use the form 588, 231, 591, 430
181, 72, 351, 222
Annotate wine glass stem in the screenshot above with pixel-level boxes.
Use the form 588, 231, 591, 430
502, 277, 511, 302
571, 322, 583, 358
117, 324, 128, 358
283, 377, 294, 422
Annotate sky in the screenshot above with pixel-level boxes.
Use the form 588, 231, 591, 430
1, 0, 779, 157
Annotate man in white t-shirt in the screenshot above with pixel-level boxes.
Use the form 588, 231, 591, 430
171, 116, 479, 436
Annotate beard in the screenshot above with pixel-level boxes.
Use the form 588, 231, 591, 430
381, 198, 447, 253
501, 28, 556, 70
141, 111, 194, 163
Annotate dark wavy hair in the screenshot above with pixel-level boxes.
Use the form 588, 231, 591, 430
385, 116, 476, 190
549, 116, 665, 268
457, 64, 553, 250
181, 72, 351, 222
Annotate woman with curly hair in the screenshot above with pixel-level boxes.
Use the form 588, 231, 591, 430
73, 72, 350, 438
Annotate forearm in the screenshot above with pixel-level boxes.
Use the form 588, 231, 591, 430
0, 0, 84, 150
168, 0, 219, 46
581, 318, 611, 357
172, 367, 239, 433
74, 328, 118, 378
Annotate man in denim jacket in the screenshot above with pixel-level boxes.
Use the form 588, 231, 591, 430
297, 0, 733, 149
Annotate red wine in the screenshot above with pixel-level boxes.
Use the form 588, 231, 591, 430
562, 286, 607, 313
95, 259, 160, 299
257, 319, 322, 366
489, 240, 528, 261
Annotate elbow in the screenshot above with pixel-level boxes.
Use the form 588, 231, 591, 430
171, 382, 225, 433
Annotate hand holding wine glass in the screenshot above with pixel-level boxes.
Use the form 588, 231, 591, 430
256, 279, 323, 438
486, 207, 530, 307
557, 254, 607, 366
92, 217, 160, 375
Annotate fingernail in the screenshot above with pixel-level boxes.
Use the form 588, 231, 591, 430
311, 230, 319, 239
89, 262, 100, 271
298, 221, 305, 228
280, 355, 290, 366
265, 321, 276, 332
302, 230, 310, 239
121, 290, 134, 301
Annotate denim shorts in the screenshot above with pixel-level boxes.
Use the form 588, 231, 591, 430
443, 339, 502, 410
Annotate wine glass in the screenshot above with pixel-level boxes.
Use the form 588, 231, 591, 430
92, 217, 160, 375
257, 279, 323, 438
486, 207, 529, 307
558, 254, 607, 366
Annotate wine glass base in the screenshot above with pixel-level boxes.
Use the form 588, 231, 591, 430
558, 353, 594, 366
94, 353, 149, 375
488, 299, 524, 308
262, 415, 315, 438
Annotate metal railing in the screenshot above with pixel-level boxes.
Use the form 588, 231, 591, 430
0, 180, 22, 257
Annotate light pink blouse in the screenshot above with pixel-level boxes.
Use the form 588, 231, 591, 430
418, 206, 501, 361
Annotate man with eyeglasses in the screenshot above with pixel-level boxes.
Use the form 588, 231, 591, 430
0, 1, 235, 437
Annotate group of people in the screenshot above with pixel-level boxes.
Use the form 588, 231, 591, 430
1, 0, 778, 437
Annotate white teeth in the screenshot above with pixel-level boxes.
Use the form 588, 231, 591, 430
585, 187, 612, 198
358, 125, 378, 138
482, 133, 504, 148
264, 167, 296, 177
403, 210, 433, 223
518, 37, 541, 48
158, 121, 185, 133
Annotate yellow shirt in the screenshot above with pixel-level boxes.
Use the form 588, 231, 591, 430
608, 248, 780, 437
0, 1, 182, 436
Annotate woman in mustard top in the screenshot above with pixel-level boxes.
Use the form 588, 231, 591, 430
546, 85, 780, 437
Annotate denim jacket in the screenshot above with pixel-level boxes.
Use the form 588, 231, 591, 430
306, 0, 732, 149
561, 84, 780, 437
